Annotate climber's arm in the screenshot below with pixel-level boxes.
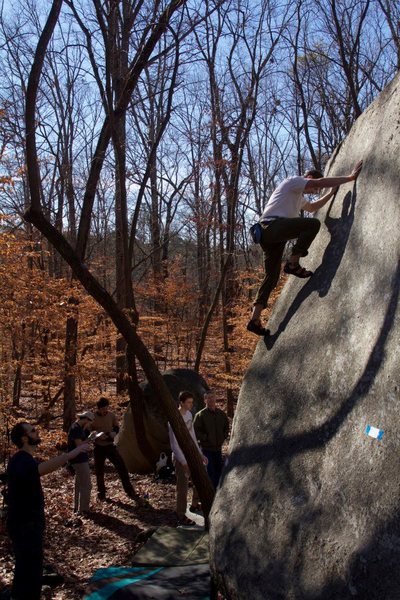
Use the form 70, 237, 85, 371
304, 160, 363, 193
303, 187, 338, 213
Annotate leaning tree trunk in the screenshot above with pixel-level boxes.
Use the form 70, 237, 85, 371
24, 205, 216, 521
24, 0, 215, 522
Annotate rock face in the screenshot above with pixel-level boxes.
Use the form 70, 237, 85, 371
209, 74, 400, 599
117, 368, 208, 473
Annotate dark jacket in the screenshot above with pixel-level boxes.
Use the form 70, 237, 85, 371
67, 422, 90, 464
7, 450, 45, 531
194, 407, 229, 452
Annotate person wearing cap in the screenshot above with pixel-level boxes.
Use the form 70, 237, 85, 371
90, 397, 138, 502
67, 410, 94, 514
6, 421, 90, 600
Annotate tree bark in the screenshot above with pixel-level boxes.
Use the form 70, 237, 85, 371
63, 308, 78, 431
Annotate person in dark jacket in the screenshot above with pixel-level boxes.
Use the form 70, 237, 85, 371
6, 422, 89, 600
194, 391, 229, 494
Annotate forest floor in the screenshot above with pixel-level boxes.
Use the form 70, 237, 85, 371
0, 464, 214, 599
0, 393, 229, 599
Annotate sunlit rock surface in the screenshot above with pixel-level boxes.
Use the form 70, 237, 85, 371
209, 73, 400, 599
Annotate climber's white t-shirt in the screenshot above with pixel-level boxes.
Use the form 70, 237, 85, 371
261, 176, 308, 220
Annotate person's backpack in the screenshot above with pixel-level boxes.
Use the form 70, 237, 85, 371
154, 452, 174, 483
155, 452, 168, 472
249, 222, 262, 244
155, 465, 174, 482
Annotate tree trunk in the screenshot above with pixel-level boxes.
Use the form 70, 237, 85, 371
12, 364, 22, 408
127, 347, 158, 465
195, 253, 231, 372
63, 309, 78, 431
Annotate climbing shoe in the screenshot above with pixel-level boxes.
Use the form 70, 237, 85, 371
283, 262, 313, 278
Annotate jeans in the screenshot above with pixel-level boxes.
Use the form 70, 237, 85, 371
72, 461, 91, 512
174, 461, 199, 518
94, 444, 134, 498
203, 449, 223, 489
254, 217, 320, 307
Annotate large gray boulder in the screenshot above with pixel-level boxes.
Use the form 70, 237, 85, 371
209, 73, 400, 599
117, 368, 209, 473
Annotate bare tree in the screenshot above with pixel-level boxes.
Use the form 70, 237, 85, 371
377, 0, 400, 70
24, 0, 215, 521
191, 0, 291, 412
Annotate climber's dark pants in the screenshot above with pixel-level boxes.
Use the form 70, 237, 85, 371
254, 217, 321, 308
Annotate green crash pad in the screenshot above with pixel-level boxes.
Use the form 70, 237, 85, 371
132, 526, 209, 566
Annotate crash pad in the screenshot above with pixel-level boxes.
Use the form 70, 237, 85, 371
84, 527, 211, 599
84, 564, 211, 600
132, 526, 209, 566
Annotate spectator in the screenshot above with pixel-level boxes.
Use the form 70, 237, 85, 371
91, 397, 138, 502
6, 421, 89, 600
194, 390, 229, 493
67, 410, 94, 515
168, 391, 208, 526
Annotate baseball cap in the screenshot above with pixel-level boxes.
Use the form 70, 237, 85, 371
77, 411, 95, 421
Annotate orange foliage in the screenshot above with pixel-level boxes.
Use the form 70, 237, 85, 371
0, 230, 287, 429
135, 256, 286, 408
0, 232, 117, 424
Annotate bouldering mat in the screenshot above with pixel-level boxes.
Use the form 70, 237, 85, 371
84, 564, 211, 599
84, 527, 211, 599
132, 526, 209, 566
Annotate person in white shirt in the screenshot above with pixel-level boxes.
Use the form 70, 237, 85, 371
168, 391, 208, 526
247, 161, 363, 335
